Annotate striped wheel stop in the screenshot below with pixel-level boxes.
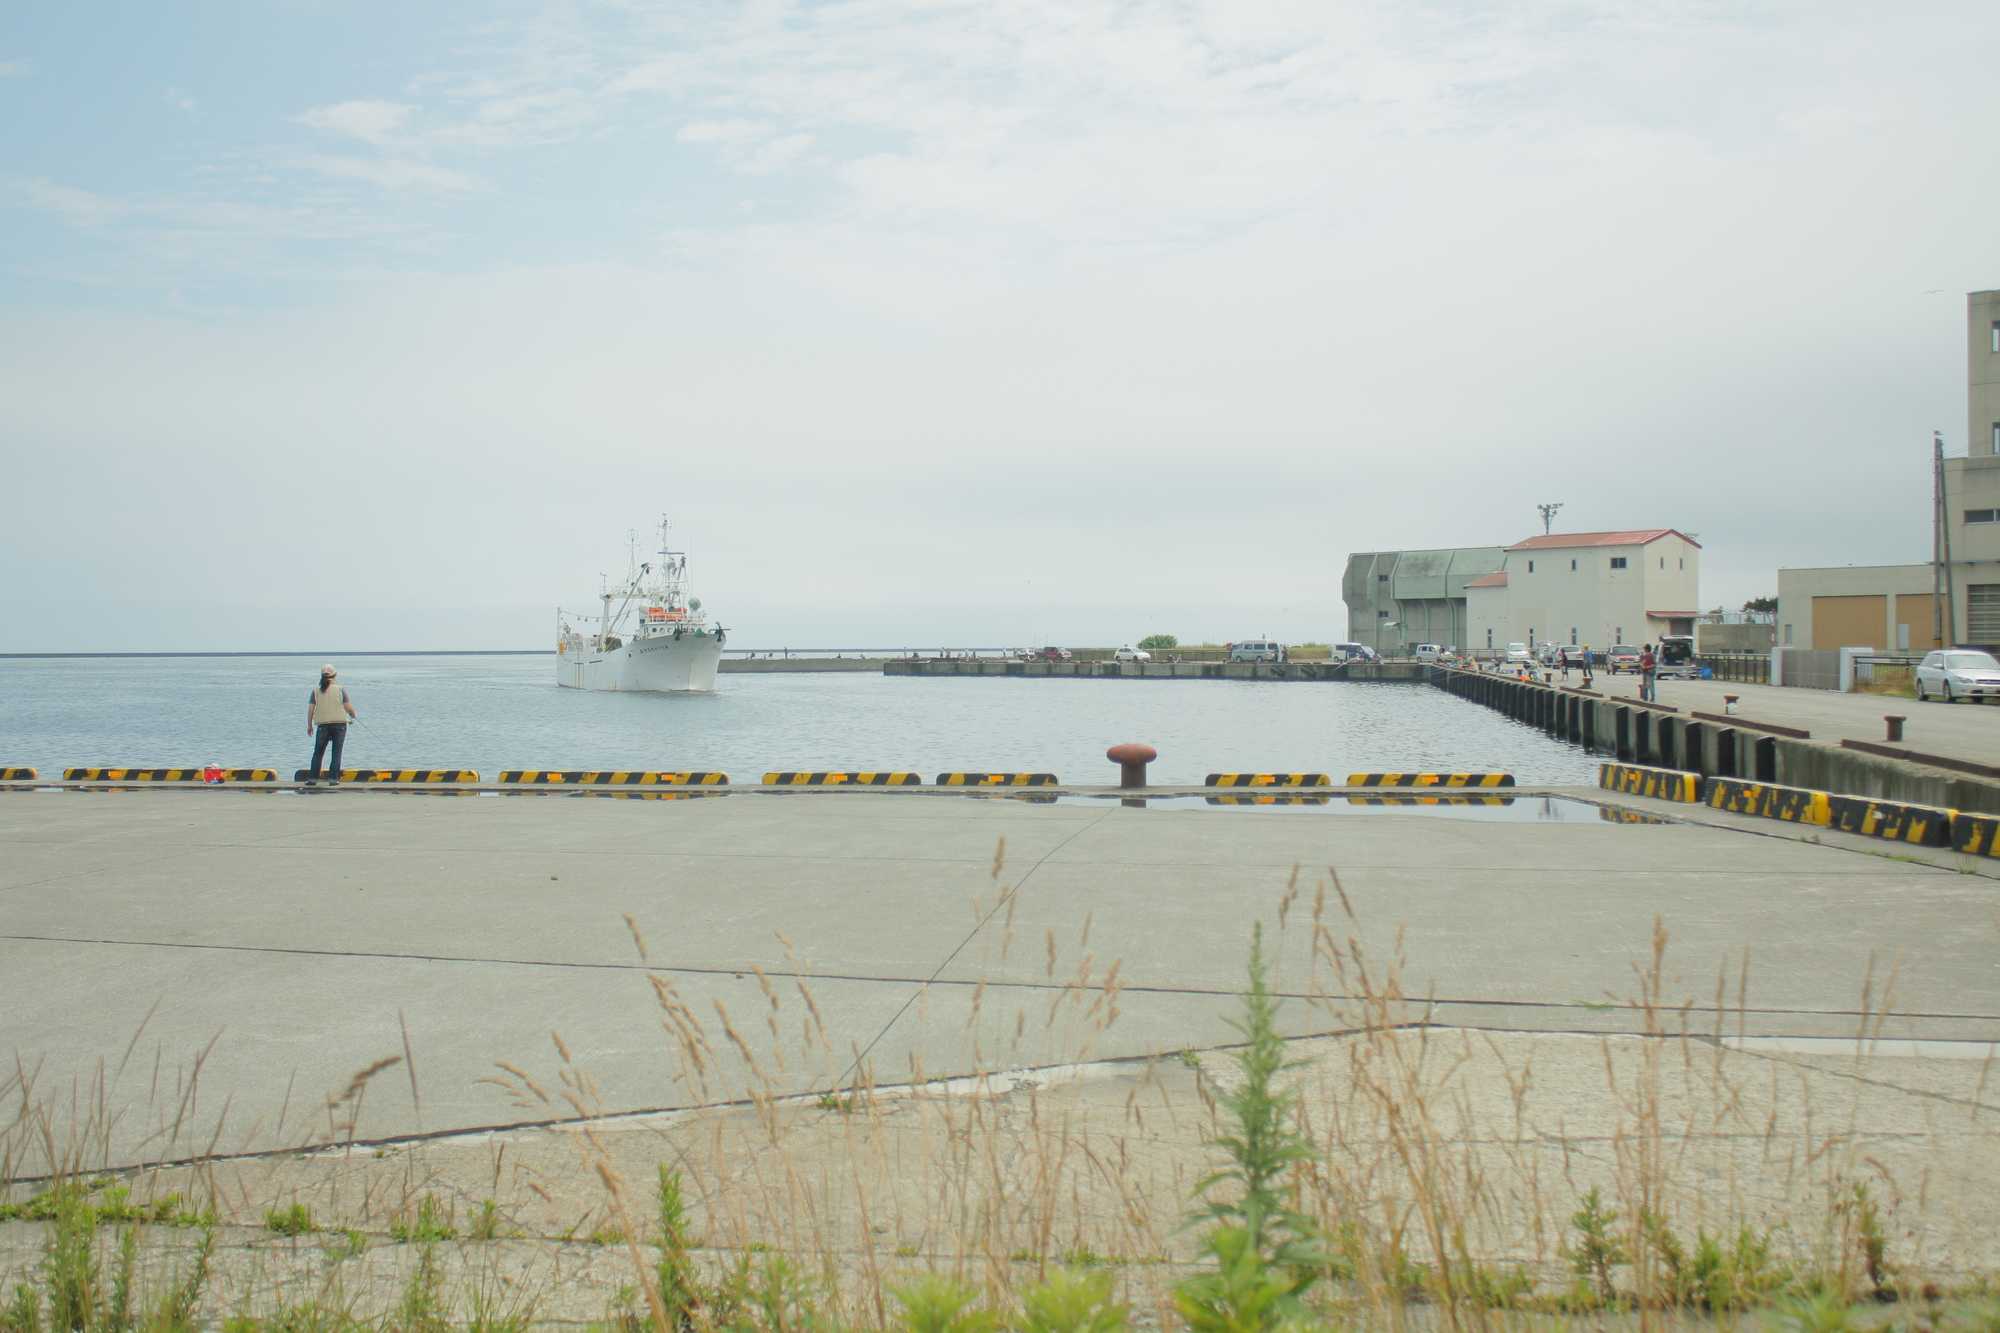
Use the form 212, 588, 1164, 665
67, 767, 279, 782
290, 769, 479, 783
1705, 777, 1827, 827
1347, 773, 1515, 788
937, 773, 1059, 786
499, 771, 729, 785
763, 772, 922, 785
1205, 773, 1331, 787
1, 768, 39, 780
1599, 763, 1700, 803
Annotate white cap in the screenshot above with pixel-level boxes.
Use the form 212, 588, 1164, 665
321, 664, 337, 674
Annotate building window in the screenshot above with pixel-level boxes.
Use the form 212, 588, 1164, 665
1527, 561, 1534, 573
1991, 320, 1999, 353
1570, 559, 1577, 570
1660, 557, 1665, 569
1570, 628, 1577, 644
1967, 509, 2000, 524
1992, 421, 2000, 452
1378, 573, 1388, 582
1679, 558, 1684, 569
1784, 624, 1793, 645
1486, 629, 1493, 648
1609, 557, 1627, 569
1378, 609, 1389, 618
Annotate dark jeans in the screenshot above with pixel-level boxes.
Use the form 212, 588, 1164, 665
310, 723, 347, 780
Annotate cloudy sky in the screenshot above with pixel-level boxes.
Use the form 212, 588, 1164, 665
2, 0, 1994, 651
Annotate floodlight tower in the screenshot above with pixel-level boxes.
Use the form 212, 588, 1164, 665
1536, 503, 1564, 536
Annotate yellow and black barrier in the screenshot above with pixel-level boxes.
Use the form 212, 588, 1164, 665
1205, 773, 1331, 787
1955, 813, 2000, 857
66, 767, 279, 782
291, 769, 479, 783
1598, 763, 1700, 803
936, 773, 1059, 786
1346, 795, 1513, 807
1705, 777, 1828, 827
1346, 773, 1515, 788
1, 767, 39, 780
762, 772, 922, 785
1825, 794, 1956, 847
1207, 794, 1331, 806
498, 770, 729, 785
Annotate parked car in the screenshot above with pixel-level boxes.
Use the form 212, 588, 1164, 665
1504, 642, 1532, 663
1112, 646, 1152, 663
1228, 640, 1287, 663
1655, 634, 1699, 679
1413, 643, 1447, 662
1332, 642, 1378, 662
1605, 644, 1642, 673
1024, 646, 1072, 661
1535, 643, 1562, 666
1560, 646, 1591, 668
1916, 647, 2000, 702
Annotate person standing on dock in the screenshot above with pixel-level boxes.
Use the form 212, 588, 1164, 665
305, 665, 357, 787
1639, 644, 1658, 703
1580, 646, 1594, 690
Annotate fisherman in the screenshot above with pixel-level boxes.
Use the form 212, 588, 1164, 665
305, 664, 358, 787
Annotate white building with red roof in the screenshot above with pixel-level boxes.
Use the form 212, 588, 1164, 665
1463, 529, 1701, 656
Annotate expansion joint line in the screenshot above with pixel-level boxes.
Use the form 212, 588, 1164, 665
837, 810, 1114, 1088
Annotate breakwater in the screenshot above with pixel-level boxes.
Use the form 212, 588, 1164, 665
884, 659, 1428, 680
1438, 666, 2000, 814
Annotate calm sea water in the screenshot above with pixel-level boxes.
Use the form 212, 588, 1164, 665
0, 656, 1598, 786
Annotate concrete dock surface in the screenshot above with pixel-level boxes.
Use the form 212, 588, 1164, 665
5, 787, 1997, 1172
1553, 672, 2000, 764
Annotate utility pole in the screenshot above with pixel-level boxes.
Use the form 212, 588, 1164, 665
1536, 503, 1563, 536
1935, 432, 1957, 647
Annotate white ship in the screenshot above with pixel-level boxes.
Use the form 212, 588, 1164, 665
557, 519, 724, 692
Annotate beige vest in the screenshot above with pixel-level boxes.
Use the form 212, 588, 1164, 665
311, 684, 349, 724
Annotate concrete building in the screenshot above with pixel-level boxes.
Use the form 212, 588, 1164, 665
1342, 547, 1505, 654
1774, 565, 1938, 651
1775, 291, 2000, 652
1463, 530, 1701, 655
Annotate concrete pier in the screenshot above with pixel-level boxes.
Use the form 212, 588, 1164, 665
885, 659, 1428, 681
5, 785, 1996, 1169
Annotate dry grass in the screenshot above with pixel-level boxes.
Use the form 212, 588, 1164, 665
4, 847, 1999, 1331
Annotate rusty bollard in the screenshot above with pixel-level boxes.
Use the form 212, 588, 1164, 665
1885, 715, 1906, 743
1106, 743, 1157, 790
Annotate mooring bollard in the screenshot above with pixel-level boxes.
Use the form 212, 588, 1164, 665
1724, 695, 1740, 716
1106, 743, 1157, 789
1885, 715, 1906, 743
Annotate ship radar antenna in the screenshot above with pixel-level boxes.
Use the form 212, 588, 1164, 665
1536, 502, 1564, 536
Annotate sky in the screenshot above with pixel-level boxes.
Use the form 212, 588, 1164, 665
2, 0, 1995, 651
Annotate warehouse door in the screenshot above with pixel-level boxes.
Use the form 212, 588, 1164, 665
1811, 595, 1885, 650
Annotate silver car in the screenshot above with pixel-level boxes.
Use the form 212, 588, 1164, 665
1916, 648, 2000, 703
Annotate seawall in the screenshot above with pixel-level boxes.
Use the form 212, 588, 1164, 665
1433, 666, 2000, 814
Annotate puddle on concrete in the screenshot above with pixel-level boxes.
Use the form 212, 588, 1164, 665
974, 792, 1670, 823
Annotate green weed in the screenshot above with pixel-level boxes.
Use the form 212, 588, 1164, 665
1175, 923, 1342, 1333
1017, 1268, 1129, 1333
264, 1205, 315, 1237
389, 1196, 457, 1244
886, 1276, 998, 1333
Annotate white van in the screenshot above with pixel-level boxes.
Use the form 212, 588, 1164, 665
1412, 644, 1446, 662
1228, 640, 1287, 663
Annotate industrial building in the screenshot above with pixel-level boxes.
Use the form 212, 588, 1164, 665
1342, 531, 1699, 657
1777, 290, 2000, 651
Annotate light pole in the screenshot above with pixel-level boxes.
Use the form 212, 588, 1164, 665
1537, 502, 1564, 536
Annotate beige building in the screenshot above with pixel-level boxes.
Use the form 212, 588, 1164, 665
1776, 292, 2000, 651
1464, 529, 1701, 654
1773, 565, 1939, 651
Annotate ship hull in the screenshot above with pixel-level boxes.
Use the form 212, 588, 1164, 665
557, 629, 722, 692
